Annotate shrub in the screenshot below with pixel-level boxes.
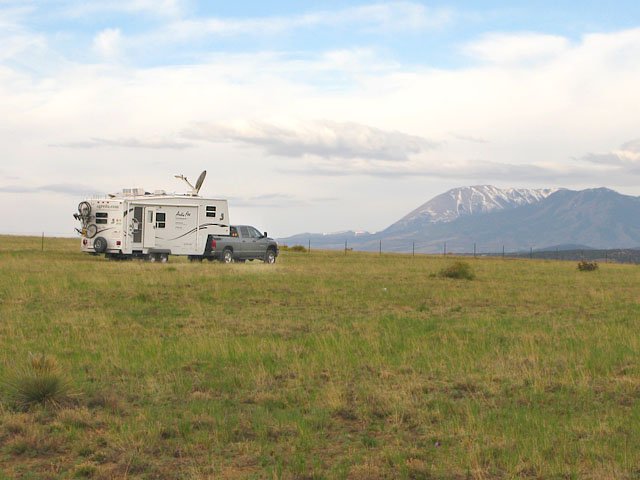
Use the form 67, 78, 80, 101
3, 353, 76, 410
439, 261, 475, 280
281, 245, 307, 253
577, 260, 598, 271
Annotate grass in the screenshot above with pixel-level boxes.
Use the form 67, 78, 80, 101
1, 234, 640, 478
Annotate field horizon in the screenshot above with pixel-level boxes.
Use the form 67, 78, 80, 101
1, 235, 639, 479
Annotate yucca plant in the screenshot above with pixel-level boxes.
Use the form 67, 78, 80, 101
3, 353, 76, 409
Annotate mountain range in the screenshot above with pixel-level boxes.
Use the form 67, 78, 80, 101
280, 185, 640, 253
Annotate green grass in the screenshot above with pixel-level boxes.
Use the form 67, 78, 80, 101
1, 235, 640, 478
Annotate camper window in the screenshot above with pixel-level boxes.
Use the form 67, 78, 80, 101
206, 206, 216, 218
96, 212, 108, 225
156, 212, 166, 229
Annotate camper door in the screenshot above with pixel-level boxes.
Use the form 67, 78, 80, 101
143, 207, 156, 248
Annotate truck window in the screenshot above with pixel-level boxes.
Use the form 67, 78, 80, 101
206, 206, 216, 218
96, 212, 108, 225
230, 226, 238, 237
240, 226, 250, 237
156, 212, 166, 229
249, 227, 262, 238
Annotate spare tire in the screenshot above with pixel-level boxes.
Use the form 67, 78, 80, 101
93, 236, 108, 253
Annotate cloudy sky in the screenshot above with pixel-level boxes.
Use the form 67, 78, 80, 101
2, 1, 640, 237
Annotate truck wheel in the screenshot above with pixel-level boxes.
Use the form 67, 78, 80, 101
93, 236, 108, 253
264, 249, 276, 264
221, 248, 234, 264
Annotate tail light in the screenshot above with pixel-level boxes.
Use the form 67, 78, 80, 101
211, 239, 217, 249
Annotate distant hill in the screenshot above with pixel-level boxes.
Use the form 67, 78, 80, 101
279, 186, 640, 253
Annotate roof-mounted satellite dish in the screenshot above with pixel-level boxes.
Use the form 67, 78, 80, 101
174, 170, 206, 196
194, 170, 207, 195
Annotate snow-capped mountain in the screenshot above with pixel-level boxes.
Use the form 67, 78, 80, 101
279, 186, 640, 253
384, 185, 556, 233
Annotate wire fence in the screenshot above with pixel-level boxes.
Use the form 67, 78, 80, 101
282, 238, 640, 264
3, 232, 640, 264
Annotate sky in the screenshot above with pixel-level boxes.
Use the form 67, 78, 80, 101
2, 1, 640, 237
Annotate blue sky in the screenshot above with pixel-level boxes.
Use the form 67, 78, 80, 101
2, 1, 640, 236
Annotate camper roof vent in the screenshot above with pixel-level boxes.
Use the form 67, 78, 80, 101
122, 188, 145, 196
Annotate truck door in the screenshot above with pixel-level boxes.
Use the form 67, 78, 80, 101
143, 207, 156, 249
238, 226, 252, 256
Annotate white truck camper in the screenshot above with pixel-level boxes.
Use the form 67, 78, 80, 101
74, 171, 229, 262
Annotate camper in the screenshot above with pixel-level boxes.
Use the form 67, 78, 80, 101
74, 171, 229, 261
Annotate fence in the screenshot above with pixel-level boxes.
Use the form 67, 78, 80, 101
281, 239, 640, 264
4, 232, 640, 264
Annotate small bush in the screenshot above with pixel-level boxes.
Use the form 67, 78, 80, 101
577, 260, 598, 271
3, 353, 77, 410
439, 261, 475, 280
281, 245, 307, 253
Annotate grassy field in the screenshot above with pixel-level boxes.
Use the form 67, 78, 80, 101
1, 235, 640, 479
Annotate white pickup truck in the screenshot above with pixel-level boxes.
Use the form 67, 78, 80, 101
190, 225, 279, 263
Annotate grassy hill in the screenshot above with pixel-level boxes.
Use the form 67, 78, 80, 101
1, 236, 639, 479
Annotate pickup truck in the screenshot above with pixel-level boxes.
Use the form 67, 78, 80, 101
196, 225, 279, 264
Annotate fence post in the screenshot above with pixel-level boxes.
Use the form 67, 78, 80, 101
530, 247, 533, 259
308, 239, 311, 253
473, 243, 476, 258
412, 241, 415, 257
41, 232, 44, 251
444, 242, 447, 256
502, 245, 505, 258
345, 240, 347, 255
379, 239, 382, 256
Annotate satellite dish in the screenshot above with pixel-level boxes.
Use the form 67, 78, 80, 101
194, 170, 207, 195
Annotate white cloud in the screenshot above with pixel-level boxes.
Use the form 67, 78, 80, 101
463, 32, 570, 64
92, 28, 122, 59
163, 2, 451, 40
59, 0, 186, 19
51, 137, 192, 150
183, 120, 437, 161
583, 140, 640, 166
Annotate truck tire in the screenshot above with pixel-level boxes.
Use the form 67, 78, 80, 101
264, 248, 276, 264
93, 236, 108, 253
221, 248, 234, 264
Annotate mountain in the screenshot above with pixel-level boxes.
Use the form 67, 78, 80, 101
385, 185, 556, 233
279, 187, 640, 253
